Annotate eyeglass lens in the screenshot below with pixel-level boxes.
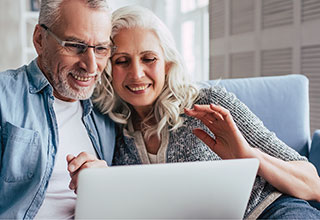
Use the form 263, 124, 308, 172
63, 42, 110, 57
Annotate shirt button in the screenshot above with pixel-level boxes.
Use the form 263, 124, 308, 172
28, 172, 34, 178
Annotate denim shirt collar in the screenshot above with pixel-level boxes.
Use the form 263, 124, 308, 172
26, 58, 93, 116
26, 58, 51, 94
81, 99, 93, 117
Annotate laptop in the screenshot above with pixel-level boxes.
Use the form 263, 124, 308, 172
75, 158, 259, 219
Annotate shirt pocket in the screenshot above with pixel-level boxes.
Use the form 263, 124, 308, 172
0, 122, 41, 182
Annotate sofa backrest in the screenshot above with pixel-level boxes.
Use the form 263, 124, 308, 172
201, 74, 311, 157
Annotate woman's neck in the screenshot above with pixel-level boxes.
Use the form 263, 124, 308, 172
132, 112, 153, 131
133, 105, 153, 120
131, 110, 161, 155
131, 108, 152, 130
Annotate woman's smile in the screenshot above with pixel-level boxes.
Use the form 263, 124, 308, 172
126, 83, 152, 93
111, 27, 167, 115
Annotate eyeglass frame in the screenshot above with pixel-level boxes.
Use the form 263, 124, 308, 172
40, 24, 117, 58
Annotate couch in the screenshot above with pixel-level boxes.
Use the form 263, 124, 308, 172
203, 74, 320, 208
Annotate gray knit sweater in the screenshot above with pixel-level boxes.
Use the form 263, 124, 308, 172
112, 86, 307, 219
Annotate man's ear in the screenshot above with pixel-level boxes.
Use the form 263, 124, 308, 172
33, 24, 44, 56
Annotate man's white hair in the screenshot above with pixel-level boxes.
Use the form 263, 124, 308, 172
38, 0, 110, 28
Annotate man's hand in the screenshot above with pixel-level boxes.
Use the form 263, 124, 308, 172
66, 152, 108, 193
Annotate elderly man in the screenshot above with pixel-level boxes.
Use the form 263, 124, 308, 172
0, 0, 114, 218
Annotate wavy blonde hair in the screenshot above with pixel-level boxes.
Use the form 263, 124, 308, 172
93, 5, 199, 139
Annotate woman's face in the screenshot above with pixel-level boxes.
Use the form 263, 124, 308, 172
111, 27, 168, 117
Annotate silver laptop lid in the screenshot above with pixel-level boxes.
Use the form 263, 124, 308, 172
75, 158, 259, 219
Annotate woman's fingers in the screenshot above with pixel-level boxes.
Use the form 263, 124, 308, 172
193, 128, 216, 150
185, 104, 236, 129
209, 104, 234, 123
194, 104, 224, 121
185, 104, 227, 134
187, 104, 253, 159
185, 104, 223, 123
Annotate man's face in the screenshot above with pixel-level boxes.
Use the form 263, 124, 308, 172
35, 0, 111, 102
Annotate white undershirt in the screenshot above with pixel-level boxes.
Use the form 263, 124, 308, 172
35, 99, 96, 219
125, 119, 168, 164
147, 152, 157, 164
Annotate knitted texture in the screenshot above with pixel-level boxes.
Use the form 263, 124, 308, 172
113, 86, 307, 218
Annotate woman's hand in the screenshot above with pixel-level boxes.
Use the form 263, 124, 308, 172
184, 103, 256, 160
185, 103, 320, 202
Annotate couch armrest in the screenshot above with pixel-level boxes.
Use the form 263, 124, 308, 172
309, 130, 320, 176
308, 130, 320, 210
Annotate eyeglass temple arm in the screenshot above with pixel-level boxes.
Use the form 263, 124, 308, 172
40, 24, 48, 30
40, 24, 65, 46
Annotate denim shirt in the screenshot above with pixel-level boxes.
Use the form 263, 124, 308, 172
0, 59, 116, 219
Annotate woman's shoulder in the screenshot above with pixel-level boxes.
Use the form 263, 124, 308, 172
198, 84, 228, 95
196, 85, 238, 106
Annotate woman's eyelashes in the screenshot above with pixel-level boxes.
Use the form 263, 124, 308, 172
114, 57, 128, 65
113, 56, 158, 66
143, 56, 157, 63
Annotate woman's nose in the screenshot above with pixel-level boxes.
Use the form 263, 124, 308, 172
129, 59, 145, 79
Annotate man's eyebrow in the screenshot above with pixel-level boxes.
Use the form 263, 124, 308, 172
64, 36, 86, 44
99, 40, 112, 46
64, 36, 111, 46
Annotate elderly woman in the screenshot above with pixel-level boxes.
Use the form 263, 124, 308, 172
93, 5, 320, 219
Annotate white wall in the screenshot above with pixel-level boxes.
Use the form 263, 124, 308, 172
109, 0, 168, 26
0, 0, 22, 71
209, 0, 320, 133
109, 0, 142, 11
0, 0, 169, 72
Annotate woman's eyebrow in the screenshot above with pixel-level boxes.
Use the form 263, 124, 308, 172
112, 52, 130, 56
112, 51, 159, 57
140, 50, 159, 55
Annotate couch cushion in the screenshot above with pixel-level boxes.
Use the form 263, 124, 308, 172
200, 74, 311, 156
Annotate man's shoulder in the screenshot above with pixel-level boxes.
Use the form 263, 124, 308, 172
0, 65, 31, 101
0, 65, 28, 84
91, 105, 115, 126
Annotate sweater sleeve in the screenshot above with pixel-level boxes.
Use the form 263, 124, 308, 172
196, 86, 307, 162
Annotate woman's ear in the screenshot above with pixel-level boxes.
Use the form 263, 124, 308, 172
165, 62, 172, 75
33, 24, 44, 56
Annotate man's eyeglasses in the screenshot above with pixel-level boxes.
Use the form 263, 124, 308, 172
40, 24, 116, 58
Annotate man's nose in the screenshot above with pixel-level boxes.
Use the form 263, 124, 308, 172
79, 48, 97, 74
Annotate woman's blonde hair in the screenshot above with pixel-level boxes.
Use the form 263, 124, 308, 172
93, 5, 199, 139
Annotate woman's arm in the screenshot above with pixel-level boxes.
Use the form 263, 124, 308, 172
185, 104, 320, 202
256, 151, 320, 201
